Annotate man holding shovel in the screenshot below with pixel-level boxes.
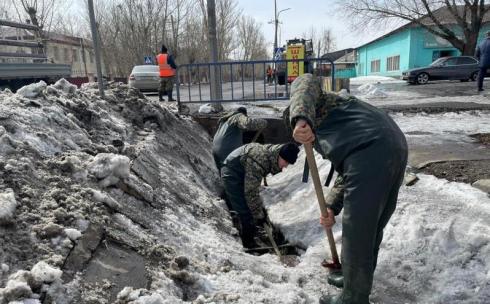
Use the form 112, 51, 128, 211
288, 74, 407, 304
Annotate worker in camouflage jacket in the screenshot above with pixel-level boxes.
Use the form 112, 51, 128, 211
288, 74, 408, 304
221, 142, 299, 249
212, 107, 267, 172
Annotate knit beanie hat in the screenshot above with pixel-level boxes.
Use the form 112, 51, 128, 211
236, 107, 247, 115
279, 143, 300, 164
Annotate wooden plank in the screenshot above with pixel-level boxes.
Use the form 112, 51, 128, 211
0, 19, 39, 30
0, 39, 42, 48
0, 51, 46, 59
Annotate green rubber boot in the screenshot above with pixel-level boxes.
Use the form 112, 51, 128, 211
327, 272, 344, 288
319, 294, 341, 304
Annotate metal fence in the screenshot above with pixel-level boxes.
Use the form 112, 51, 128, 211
175, 57, 338, 109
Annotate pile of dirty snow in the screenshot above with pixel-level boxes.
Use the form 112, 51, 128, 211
0, 79, 351, 304
356, 83, 388, 98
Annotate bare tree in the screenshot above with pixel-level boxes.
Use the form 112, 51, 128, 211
236, 15, 268, 60
338, 0, 490, 55
198, 0, 241, 60
11, 0, 61, 32
303, 26, 337, 57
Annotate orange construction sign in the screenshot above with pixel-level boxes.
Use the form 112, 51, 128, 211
286, 45, 305, 83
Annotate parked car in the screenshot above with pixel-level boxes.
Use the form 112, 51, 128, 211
128, 65, 160, 91
402, 56, 480, 84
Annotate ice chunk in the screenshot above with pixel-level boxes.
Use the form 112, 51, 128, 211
30, 262, 62, 283
88, 153, 130, 187
0, 189, 17, 225
64, 228, 82, 241
16, 81, 47, 98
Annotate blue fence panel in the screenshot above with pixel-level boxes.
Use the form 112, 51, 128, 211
175, 58, 336, 112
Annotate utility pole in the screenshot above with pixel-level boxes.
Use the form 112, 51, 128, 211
207, 0, 222, 111
273, 0, 278, 58
87, 0, 104, 98
270, 1, 290, 59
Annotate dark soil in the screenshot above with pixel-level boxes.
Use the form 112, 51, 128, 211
421, 159, 490, 184
470, 133, 490, 146
421, 133, 490, 184
382, 103, 490, 114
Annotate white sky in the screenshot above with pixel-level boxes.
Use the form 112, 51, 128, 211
236, 0, 388, 52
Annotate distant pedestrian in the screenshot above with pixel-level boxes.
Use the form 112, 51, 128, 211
156, 44, 177, 101
475, 31, 490, 92
266, 65, 274, 85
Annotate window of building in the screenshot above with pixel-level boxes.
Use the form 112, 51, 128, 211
370, 59, 380, 73
387, 55, 400, 71
64, 48, 69, 62
72, 49, 78, 62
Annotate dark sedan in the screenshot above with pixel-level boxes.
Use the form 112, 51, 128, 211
402, 56, 480, 84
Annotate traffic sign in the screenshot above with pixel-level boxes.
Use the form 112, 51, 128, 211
144, 56, 153, 64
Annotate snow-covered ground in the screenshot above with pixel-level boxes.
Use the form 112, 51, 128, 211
263, 156, 490, 303
1, 80, 489, 303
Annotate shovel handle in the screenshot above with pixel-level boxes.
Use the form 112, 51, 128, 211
303, 143, 340, 265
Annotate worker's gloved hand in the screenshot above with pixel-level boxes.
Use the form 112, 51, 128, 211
320, 208, 336, 228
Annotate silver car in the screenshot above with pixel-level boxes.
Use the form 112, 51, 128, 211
128, 65, 160, 92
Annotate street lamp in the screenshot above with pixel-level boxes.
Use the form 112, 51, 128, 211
271, 0, 290, 59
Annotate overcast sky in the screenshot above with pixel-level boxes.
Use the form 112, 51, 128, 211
237, 0, 388, 51
66, 0, 390, 53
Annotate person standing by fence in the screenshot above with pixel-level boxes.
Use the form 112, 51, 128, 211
156, 44, 177, 101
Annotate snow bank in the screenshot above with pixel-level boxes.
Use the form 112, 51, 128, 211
262, 146, 490, 303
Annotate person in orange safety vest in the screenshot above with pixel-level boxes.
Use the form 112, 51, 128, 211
155, 44, 177, 101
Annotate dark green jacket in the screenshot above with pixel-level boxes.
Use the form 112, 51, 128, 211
289, 74, 404, 214
212, 112, 267, 169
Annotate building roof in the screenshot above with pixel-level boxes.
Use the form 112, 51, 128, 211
356, 5, 490, 49
321, 48, 355, 61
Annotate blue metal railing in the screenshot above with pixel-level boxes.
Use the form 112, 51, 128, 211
176, 57, 337, 111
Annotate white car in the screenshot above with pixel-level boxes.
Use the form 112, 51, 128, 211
128, 65, 160, 92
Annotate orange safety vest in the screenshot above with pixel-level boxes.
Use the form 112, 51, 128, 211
156, 53, 175, 77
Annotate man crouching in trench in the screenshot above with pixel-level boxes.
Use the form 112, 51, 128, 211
221, 142, 299, 249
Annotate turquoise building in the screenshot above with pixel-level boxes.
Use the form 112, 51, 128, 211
356, 22, 490, 77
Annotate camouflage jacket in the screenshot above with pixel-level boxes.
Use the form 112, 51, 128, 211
239, 143, 282, 221
288, 74, 353, 215
213, 112, 267, 166
219, 111, 267, 131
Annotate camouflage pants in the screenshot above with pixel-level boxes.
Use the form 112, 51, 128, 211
159, 76, 175, 93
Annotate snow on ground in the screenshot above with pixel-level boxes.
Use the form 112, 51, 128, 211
262, 149, 490, 303
350, 76, 405, 85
